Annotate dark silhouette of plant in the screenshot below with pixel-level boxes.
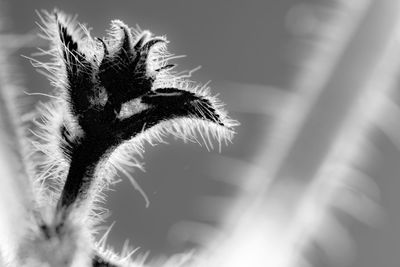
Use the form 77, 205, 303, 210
9, 10, 237, 266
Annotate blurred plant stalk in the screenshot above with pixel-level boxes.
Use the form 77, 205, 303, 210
198, 0, 400, 266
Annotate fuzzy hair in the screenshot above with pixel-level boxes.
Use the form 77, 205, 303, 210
30, 10, 237, 216
25, 9, 238, 266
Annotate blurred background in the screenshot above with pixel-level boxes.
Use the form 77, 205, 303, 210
1, 0, 400, 266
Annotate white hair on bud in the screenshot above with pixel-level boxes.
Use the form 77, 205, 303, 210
25, 10, 238, 266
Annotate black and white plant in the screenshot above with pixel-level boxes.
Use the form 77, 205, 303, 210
0, 10, 237, 266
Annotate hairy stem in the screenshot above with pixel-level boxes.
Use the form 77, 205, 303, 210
57, 136, 113, 212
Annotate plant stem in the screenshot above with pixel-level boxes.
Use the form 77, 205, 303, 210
57, 136, 112, 212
